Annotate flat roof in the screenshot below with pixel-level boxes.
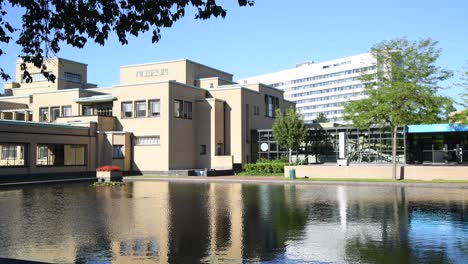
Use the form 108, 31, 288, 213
120, 59, 233, 77
0, 119, 89, 129
406, 124, 468, 133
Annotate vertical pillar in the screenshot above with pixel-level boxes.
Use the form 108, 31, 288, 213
12, 112, 17, 120
0, 111, 4, 120
339, 132, 346, 159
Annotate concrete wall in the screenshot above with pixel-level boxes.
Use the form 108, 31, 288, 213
57, 116, 118, 131
7, 58, 88, 96
168, 82, 207, 169
285, 165, 468, 181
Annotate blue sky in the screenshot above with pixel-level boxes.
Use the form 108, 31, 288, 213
1, 0, 467, 105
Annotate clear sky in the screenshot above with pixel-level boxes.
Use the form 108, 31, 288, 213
1, 0, 467, 105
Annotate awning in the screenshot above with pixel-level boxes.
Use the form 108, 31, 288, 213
75, 94, 117, 103
406, 124, 468, 133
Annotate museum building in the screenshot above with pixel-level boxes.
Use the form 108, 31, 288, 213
0, 58, 294, 178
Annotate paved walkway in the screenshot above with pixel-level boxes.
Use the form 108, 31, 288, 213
124, 176, 468, 189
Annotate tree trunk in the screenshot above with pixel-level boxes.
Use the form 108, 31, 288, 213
289, 148, 292, 165
392, 126, 398, 180
296, 148, 299, 164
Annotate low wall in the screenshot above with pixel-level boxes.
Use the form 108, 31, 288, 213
284, 165, 468, 181
211, 155, 233, 170
403, 166, 468, 181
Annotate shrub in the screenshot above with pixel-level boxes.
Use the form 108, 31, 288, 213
245, 162, 287, 173
96, 165, 121, 172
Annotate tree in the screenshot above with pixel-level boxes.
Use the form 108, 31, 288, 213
450, 63, 468, 124
272, 106, 308, 164
344, 37, 454, 180
314, 112, 329, 123
0, 0, 254, 81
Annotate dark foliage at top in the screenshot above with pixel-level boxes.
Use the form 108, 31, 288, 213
0, 0, 254, 81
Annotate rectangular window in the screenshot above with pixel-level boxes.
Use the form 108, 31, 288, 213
246, 104, 250, 143
38, 145, 48, 160
21, 72, 50, 83
1, 145, 16, 159
174, 100, 183, 118
63, 72, 81, 83
62, 105, 72, 117
0, 144, 26, 167
268, 96, 274, 117
265, 95, 276, 117
149, 99, 160, 117
36, 144, 86, 166
183, 101, 192, 119
113, 145, 124, 159
39, 107, 48, 122
122, 102, 132, 118
50, 107, 60, 122
135, 101, 146, 118
200, 145, 207, 155
96, 103, 113, 116
82, 105, 93, 116
64, 145, 86, 166
135, 136, 160, 146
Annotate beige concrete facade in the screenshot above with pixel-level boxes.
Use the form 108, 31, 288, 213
0, 58, 294, 176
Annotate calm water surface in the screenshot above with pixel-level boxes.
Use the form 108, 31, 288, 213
0, 182, 466, 263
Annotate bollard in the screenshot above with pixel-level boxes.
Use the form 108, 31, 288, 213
289, 168, 296, 180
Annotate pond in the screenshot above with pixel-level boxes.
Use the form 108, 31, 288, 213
0, 181, 466, 263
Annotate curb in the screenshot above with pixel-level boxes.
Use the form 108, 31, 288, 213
123, 177, 468, 189
0, 178, 96, 187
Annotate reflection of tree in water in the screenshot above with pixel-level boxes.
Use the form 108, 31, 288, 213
241, 185, 308, 261
167, 183, 211, 263
344, 188, 465, 264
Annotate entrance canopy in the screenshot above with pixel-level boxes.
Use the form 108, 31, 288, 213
406, 124, 468, 133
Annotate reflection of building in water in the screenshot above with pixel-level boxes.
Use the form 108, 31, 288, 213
108, 182, 170, 263
204, 183, 244, 263
109, 182, 245, 263
1, 182, 465, 263
0, 185, 112, 263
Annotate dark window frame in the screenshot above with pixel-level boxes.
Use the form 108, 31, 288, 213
82, 105, 93, 116
113, 145, 124, 159
61, 105, 72, 117
134, 100, 147, 118
39, 107, 49, 122
148, 99, 161, 117
50, 106, 60, 122
121, 101, 133, 119
174, 99, 183, 118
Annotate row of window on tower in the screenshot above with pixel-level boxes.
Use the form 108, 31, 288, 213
121, 100, 161, 118
39, 105, 72, 122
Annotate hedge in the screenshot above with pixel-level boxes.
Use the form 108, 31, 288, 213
245, 162, 287, 173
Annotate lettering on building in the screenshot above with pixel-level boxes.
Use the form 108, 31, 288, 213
136, 68, 169, 78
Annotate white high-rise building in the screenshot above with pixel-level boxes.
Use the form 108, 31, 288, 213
239, 53, 377, 124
